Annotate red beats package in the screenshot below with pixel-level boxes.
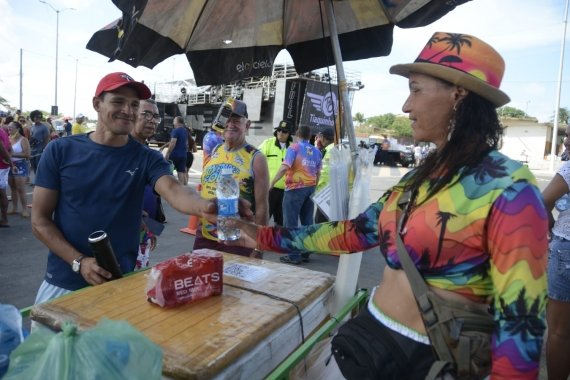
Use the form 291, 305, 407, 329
146, 249, 224, 307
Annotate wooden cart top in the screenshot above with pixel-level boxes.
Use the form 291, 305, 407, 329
31, 253, 335, 379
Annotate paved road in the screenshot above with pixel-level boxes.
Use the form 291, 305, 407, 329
0, 152, 555, 378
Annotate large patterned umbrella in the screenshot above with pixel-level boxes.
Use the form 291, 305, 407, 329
87, 0, 469, 155
87, 0, 470, 86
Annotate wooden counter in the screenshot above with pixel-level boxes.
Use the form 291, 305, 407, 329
31, 253, 335, 379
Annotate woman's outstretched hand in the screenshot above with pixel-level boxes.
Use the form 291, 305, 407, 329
201, 198, 254, 224
222, 218, 260, 249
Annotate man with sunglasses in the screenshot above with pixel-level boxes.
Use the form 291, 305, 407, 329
31, 72, 228, 304
258, 120, 293, 226
130, 98, 165, 268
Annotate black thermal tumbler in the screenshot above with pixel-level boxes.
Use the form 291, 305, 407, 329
88, 230, 123, 279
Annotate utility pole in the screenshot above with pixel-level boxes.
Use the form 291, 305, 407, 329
19, 49, 23, 111
551, 0, 570, 172
39, 0, 75, 116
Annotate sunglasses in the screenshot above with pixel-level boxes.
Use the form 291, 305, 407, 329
140, 111, 162, 123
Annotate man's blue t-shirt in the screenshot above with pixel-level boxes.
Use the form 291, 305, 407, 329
170, 127, 188, 159
36, 134, 172, 290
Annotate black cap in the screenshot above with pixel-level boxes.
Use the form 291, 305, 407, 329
275, 120, 293, 133
319, 128, 334, 140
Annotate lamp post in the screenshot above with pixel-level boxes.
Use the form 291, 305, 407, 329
73, 58, 78, 118
68, 55, 79, 118
39, 0, 75, 116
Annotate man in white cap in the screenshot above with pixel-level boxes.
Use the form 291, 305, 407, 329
71, 113, 88, 135
31, 72, 241, 303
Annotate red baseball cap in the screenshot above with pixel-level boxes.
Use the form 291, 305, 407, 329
95, 72, 151, 99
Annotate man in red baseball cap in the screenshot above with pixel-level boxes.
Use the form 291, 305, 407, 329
31, 72, 252, 304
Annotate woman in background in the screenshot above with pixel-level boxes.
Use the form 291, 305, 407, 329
542, 130, 570, 380
8, 121, 30, 217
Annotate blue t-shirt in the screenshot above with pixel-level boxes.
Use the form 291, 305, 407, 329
36, 134, 172, 290
30, 123, 49, 154
170, 127, 188, 159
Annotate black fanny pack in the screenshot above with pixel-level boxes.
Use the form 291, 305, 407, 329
331, 305, 423, 380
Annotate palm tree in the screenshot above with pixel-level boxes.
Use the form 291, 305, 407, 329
435, 211, 456, 263
425, 33, 473, 62
353, 112, 365, 126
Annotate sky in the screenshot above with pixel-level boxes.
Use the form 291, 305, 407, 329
0, 0, 568, 123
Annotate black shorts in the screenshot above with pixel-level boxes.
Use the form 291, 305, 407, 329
186, 152, 194, 170
331, 303, 435, 380
170, 156, 186, 172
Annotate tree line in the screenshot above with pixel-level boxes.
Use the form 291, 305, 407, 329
352, 107, 570, 138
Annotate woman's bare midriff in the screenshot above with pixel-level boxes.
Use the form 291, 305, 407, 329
373, 266, 489, 334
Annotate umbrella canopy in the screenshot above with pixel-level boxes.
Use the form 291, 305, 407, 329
87, 0, 470, 86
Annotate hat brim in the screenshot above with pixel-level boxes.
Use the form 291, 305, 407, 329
390, 63, 510, 107
231, 111, 248, 118
99, 82, 152, 100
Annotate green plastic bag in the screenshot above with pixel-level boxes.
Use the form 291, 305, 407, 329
5, 319, 162, 380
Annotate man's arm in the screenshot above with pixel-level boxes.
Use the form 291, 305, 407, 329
252, 153, 270, 226
164, 137, 177, 160
270, 164, 288, 189
0, 140, 12, 165
154, 174, 214, 216
31, 186, 112, 285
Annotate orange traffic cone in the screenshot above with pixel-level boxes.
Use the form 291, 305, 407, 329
180, 184, 202, 235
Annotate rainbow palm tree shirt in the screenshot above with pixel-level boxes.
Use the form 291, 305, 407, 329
258, 150, 548, 379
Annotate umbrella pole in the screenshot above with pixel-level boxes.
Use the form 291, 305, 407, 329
322, 0, 357, 159
323, 0, 363, 314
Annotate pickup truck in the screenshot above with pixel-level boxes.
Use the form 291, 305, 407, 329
370, 138, 414, 167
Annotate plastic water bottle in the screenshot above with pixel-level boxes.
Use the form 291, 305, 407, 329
217, 168, 240, 241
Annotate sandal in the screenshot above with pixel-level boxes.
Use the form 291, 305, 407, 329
21, 211, 30, 218
280, 256, 301, 265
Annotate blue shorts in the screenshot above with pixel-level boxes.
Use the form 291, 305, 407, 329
9, 160, 29, 178
548, 235, 570, 302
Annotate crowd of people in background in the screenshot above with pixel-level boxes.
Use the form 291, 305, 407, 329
0, 110, 93, 227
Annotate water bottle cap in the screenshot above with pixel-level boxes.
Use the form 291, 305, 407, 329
88, 230, 108, 243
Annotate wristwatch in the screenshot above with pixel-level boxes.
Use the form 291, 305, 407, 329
72, 256, 85, 273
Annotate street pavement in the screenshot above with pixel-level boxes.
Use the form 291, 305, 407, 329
0, 151, 555, 378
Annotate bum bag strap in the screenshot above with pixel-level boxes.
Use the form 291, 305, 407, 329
395, 191, 455, 366
395, 191, 430, 297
